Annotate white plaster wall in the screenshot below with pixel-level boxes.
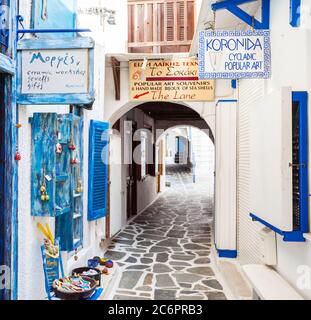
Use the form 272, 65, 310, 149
17, 0, 128, 299
237, 0, 311, 299
215, 101, 237, 252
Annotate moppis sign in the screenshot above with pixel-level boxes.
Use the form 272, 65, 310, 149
198, 30, 271, 79
17, 37, 95, 106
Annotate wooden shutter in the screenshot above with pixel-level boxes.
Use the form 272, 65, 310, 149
31, 113, 57, 217
88, 121, 109, 221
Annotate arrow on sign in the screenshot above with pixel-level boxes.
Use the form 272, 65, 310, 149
133, 92, 149, 99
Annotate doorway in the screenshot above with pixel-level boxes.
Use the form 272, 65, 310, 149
126, 121, 138, 219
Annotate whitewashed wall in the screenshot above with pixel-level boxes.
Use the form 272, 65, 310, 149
17, 0, 128, 300
237, 0, 311, 299
215, 101, 237, 252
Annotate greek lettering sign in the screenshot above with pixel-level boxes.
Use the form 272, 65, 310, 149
21, 49, 88, 94
198, 30, 271, 79
0, 2, 10, 48
129, 59, 215, 102
17, 37, 95, 106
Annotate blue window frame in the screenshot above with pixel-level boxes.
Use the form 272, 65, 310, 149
290, 0, 301, 27
251, 91, 309, 242
88, 121, 109, 221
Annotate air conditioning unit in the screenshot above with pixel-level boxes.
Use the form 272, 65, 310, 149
255, 223, 277, 266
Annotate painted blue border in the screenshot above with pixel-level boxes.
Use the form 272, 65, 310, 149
16, 37, 95, 106
0, 53, 15, 74
249, 91, 308, 243
293, 91, 309, 233
250, 213, 305, 242
198, 30, 271, 80
211, 0, 270, 30
290, 0, 301, 27
217, 249, 237, 258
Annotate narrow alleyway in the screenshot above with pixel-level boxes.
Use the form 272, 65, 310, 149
105, 165, 227, 300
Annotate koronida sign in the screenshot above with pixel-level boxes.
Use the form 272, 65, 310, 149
198, 30, 271, 79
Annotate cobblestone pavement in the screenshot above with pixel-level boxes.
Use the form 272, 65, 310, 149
107, 164, 227, 300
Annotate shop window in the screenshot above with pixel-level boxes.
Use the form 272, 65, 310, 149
31, 113, 83, 252
88, 120, 109, 221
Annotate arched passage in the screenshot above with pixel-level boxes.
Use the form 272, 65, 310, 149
108, 101, 215, 236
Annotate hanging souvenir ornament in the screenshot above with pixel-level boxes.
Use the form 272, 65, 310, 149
56, 142, 63, 154
15, 151, 21, 161
40, 166, 50, 202
70, 158, 78, 165
68, 134, 76, 151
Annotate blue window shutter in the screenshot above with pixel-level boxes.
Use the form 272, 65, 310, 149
88, 120, 109, 221
31, 113, 57, 217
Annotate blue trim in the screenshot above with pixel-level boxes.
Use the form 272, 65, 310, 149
216, 99, 238, 106
249, 91, 309, 243
17, 28, 91, 35
217, 249, 237, 258
250, 213, 305, 242
231, 80, 237, 89
293, 91, 309, 233
0, 54, 15, 74
211, 0, 270, 29
290, 0, 301, 27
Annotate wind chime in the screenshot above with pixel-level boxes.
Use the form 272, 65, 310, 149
15, 124, 22, 161
40, 163, 50, 202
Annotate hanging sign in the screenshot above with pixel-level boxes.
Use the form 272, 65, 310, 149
17, 37, 95, 106
129, 58, 215, 102
21, 49, 88, 94
0, 2, 10, 48
198, 30, 271, 79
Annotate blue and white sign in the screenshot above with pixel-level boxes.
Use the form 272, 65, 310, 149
0, 2, 10, 48
17, 37, 95, 106
198, 30, 271, 79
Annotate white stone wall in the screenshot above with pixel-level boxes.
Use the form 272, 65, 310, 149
237, 0, 311, 299
17, 0, 128, 300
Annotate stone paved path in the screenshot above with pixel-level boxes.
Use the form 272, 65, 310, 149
106, 164, 227, 300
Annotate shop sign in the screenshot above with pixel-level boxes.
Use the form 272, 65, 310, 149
17, 37, 95, 106
198, 30, 271, 79
129, 58, 215, 102
0, 2, 10, 48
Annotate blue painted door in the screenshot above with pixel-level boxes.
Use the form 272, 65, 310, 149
0, 74, 6, 300
55, 114, 83, 251
31, 113, 57, 217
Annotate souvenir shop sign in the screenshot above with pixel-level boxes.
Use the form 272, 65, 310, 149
198, 30, 271, 79
129, 59, 215, 102
17, 37, 95, 106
